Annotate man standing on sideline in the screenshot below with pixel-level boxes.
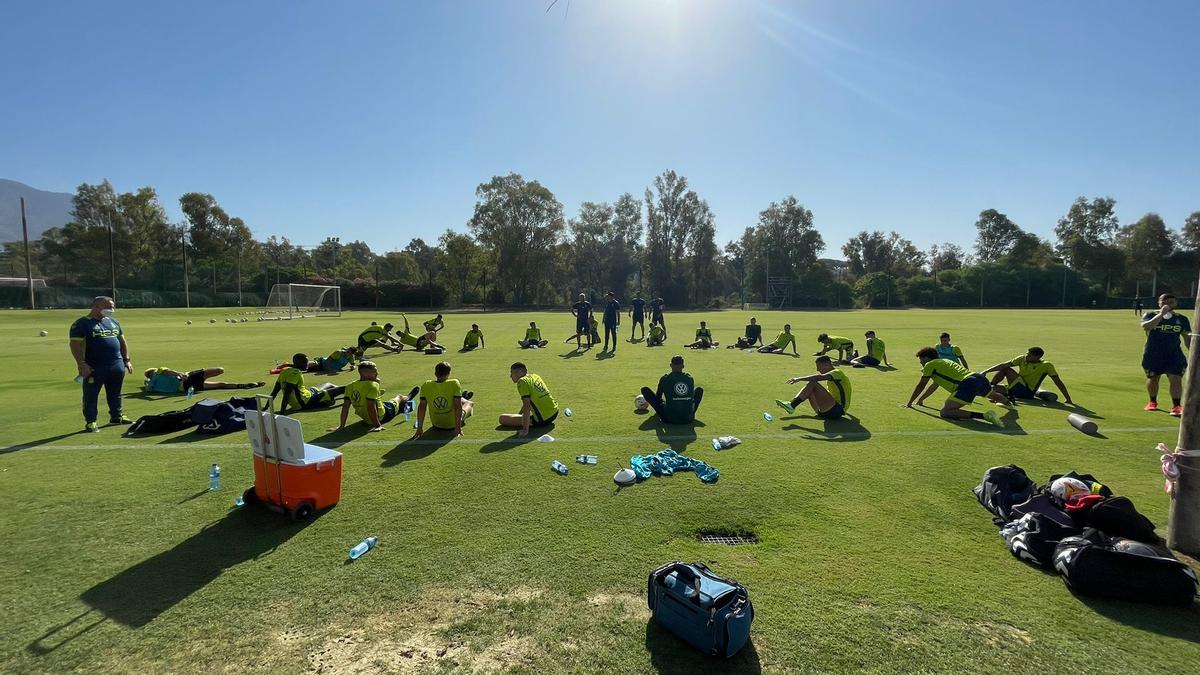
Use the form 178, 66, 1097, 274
640, 355, 703, 424
1134, 297, 1144, 317
1141, 292, 1191, 416
570, 293, 592, 350
602, 291, 621, 352
629, 294, 647, 341
69, 296, 133, 432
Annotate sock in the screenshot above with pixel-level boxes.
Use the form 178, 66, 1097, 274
407, 386, 419, 401
1150, 396, 1157, 403
790, 395, 804, 408
1173, 398, 1182, 407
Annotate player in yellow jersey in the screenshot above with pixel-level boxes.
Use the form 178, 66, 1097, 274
357, 322, 403, 354
461, 324, 485, 351
499, 362, 559, 436
269, 353, 345, 414
683, 320, 719, 349
850, 330, 890, 368
906, 347, 1003, 427
758, 324, 798, 354
815, 333, 854, 363
983, 347, 1073, 405
413, 361, 475, 438
328, 360, 418, 432
519, 321, 549, 348
775, 355, 851, 420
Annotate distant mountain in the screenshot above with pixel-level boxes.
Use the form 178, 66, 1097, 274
0, 180, 74, 243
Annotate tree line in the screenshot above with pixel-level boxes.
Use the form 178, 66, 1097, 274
3, 171, 1199, 309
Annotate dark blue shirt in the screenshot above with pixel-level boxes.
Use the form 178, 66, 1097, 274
650, 298, 665, 314
1144, 312, 1190, 357
630, 298, 646, 316
572, 301, 591, 320
70, 315, 124, 366
603, 299, 620, 325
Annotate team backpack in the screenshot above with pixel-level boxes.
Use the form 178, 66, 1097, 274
973, 465, 1038, 524
1054, 528, 1198, 606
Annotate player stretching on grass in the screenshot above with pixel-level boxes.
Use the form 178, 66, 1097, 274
640, 354, 703, 423
758, 324, 797, 354
397, 314, 445, 353
268, 354, 345, 414
358, 322, 403, 354
683, 321, 719, 349
850, 330, 890, 368
629, 294, 647, 340
1141, 292, 1191, 416
519, 322, 548, 348
775, 355, 851, 420
729, 317, 763, 349
919, 333, 967, 402
983, 347, 1073, 405
144, 366, 264, 394
423, 314, 445, 336
647, 320, 667, 347
329, 361, 418, 433
462, 324, 485, 351
815, 333, 854, 363
499, 362, 559, 436
413, 361, 475, 439
907, 347, 1003, 427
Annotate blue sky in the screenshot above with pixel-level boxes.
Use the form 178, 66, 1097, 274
5, 0, 1198, 256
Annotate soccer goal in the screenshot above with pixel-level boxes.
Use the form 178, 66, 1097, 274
264, 283, 342, 319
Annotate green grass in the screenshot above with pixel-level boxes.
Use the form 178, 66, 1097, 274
1, 307, 1197, 673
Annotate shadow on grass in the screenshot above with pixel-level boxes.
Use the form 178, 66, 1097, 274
1074, 595, 1200, 643
850, 364, 899, 372
1012, 399, 1104, 419
644, 621, 761, 673
380, 432, 455, 467
913, 406, 1026, 435
480, 423, 556, 453
639, 416, 706, 452
308, 424, 374, 447
0, 430, 88, 456
781, 413, 872, 441
121, 391, 178, 402
558, 349, 587, 359
595, 350, 616, 360
155, 430, 218, 445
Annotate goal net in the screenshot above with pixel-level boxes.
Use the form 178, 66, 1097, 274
264, 283, 342, 319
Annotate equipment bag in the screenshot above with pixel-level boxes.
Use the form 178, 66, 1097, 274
974, 465, 1037, 524
647, 561, 753, 658
190, 398, 248, 435
126, 408, 196, 436
1054, 528, 1198, 606
1083, 496, 1159, 543
1001, 512, 1081, 569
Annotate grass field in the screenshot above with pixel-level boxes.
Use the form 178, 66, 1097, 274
2, 307, 1197, 673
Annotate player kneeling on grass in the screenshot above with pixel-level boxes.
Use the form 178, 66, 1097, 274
758, 324, 797, 354
730, 317, 763, 349
815, 333, 854, 363
269, 354, 346, 414
413, 361, 475, 438
983, 347, 1073, 405
640, 354, 703, 423
775, 355, 850, 420
358, 322, 403, 354
906, 347, 1003, 427
850, 330, 890, 368
329, 361, 418, 433
462, 324, 485, 351
143, 366, 264, 394
519, 321, 549, 348
647, 321, 667, 347
398, 313, 445, 353
684, 321, 719, 349
499, 362, 559, 436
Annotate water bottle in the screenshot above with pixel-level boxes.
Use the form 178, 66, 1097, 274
564, 408, 573, 417
763, 412, 774, 422
275, 360, 281, 368
74, 375, 84, 384
235, 495, 245, 507
349, 535, 379, 560
551, 460, 569, 475
575, 454, 598, 464
186, 386, 195, 400
208, 464, 221, 491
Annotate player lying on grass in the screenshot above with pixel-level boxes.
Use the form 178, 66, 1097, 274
413, 361, 475, 439
143, 367, 264, 394
518, 321, 549, 348
647, 320, 667, 347
775, 355, 851, 420
423, 314, 445, 335
306, 346, 360, 374
570, 293, 592, 349
268, 354, 346, 414
758, 324, 797, 354
499, 362, 559, 436
729, 317, 763, 349
815, 333, 854, 363
983, 347, 1073, 405
683, 321, 719, 349
920, 332, 967, 402
850, 330, 890, 368
906, 347, 1003, 427
358, 322, 403, 354
640, 354, 703, 423
1141, 292, 1190, 416
462, 324, 485, 351
329, 360, 419, 433
397, 314, 445, 353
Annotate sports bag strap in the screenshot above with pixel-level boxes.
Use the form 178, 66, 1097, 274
673, 564, 704, 600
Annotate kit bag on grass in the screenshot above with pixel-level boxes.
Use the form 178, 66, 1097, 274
974, 464, 1037, 524
190, 398, 248, 435
647, 561, 753, 658
1053, 528, 1198, 606
126, 407, 196, 436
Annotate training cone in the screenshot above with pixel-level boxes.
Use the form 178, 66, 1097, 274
1067, 413, 1098, 435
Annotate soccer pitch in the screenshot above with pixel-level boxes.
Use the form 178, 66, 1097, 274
1, 307, 1196, 673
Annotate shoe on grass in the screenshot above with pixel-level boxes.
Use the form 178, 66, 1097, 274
109, 415, 131, 425
85, 421, 99, 433
983, 409, 1003, 428
775, 399, 795, 414
1171, 405, 1184, 417
1144, 401, 1159, 412
463, 390, 475, 401
1035, 391, 1058, 402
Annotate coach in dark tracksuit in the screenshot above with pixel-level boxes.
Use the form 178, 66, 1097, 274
602, 291, 621, 353
69, 296, 133, 432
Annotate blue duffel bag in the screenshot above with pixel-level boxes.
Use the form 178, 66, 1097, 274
647, 561, 754, 658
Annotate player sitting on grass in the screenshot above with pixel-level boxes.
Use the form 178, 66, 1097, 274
499, 362, 559, 436
815, 333, 854, 363
1141, 292, 1190, 416
775, 355, 851, 420
906, 347, 1003, 427
358, 322, 403, 354
413, 361, 475, 438
984, 347, 1073, 405
684, 321, 719, 349
269, 354, 346, 414
640, 354, 703, 423
397, 314, 445, 353
329, 360, 418, 433
143, 367, 263, 394
423, 314, 445, 335
758, 324, 798, 354
519, 321, 549, 348
729, 317, 763, 349
647, 320, 667, 347
850, 330, 890, 368
462, 324, 485, 351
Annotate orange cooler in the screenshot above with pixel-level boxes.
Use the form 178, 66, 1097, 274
245, 396, 343, 520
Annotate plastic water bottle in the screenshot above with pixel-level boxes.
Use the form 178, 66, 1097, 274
349, 535, 378, 560
551, 460, 569, 475
186, 386, 195, 400
234, 495, 245, 507
208, 464, 221, 491
575, 454, 598, 464
74, 375, 84, 384
564, 408, 573, 417
275, 360, 281, 368
763, 412, 774, 422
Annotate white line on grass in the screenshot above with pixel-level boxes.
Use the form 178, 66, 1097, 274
1, 425, 1175, 453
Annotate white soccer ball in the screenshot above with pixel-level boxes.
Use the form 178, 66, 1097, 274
1050, 477, 1091, 503
635, 394, 649, 411
38, 330, 48, 337
614, 468, 637, 486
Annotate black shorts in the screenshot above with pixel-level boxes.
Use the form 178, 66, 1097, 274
1144, 352, 1186, 377
379, 401, 399, 424
531, 411, 559, 428
185, 369, 207, 392
952, 374, 992, 403
632, 313, 645, 324
651, 312, 664, 324
1008, 382, 1036, 399
817, 403, 845, 420
301, 388, 335, 409
859, 356, 880, 366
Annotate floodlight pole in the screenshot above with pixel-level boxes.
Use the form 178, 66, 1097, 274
20, 197, 35, 309
181, 223, 190, 308
106, 214, 117, 301
1169, 268, 1200, 554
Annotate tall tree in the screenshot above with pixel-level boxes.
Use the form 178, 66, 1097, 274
1180, 211, 1200, 253
842, 231, 923, 277
1121, 213, 1175, 275
974, 209, 1023, 263
437, 230, 483, 304
928, 243, 966, 271
468, 173, 563, 304
1054, 196, 1120, 269
405, 238, 442, 306
644, 170, 698, 299
687, 200, 718, 304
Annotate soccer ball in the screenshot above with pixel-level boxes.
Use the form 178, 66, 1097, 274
635, 394, 649, 411
1050, 477, 1091, 503
38, 330, 48, 337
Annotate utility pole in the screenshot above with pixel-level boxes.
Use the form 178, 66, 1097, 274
181, 223, 190, 308
20, 198, 35, 309
1061, 267, 1068, 307
1169, 269, 1200, 553
106, 214, 117, 301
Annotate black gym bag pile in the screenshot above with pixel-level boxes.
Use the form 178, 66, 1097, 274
975, 464, 1199, 605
